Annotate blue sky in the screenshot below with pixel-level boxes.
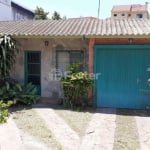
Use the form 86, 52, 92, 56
14, 0, 150, 19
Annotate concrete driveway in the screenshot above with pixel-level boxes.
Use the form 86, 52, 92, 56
0, 107, 150, 150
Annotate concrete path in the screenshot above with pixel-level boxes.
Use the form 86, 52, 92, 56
35, 108, 80, 150
5, 107, 147, 150
135, 115, 150, 150
21, 131, 50, 150
0, 117, 22, 150
35, 108, 117, 150
0, 117, 51, 150
79, 108, 116, 150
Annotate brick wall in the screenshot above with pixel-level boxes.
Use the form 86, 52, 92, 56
95, 38, 150, 44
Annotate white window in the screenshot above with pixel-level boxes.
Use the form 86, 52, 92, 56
56, 50, 84, 74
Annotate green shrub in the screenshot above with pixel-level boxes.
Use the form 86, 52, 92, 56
13, 83, 40, 105
61, 63, 92, 109
0, 80, 39, 105
0, 78, 18, 100
0, 100, 13, 123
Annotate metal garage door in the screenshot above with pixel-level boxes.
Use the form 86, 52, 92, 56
94, 45, 150, 109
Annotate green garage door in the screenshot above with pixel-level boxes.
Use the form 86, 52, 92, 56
94, 45, 150, 109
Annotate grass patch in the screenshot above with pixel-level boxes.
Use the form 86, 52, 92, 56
113, 109, 140, 150
12, 107, 62, 150
54, 108, 94, 137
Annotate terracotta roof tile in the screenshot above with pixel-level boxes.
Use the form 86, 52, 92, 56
131, 4, 147, 12
112, 4, 147, 13
112, 5, 131, 12
0, 17, 150, 37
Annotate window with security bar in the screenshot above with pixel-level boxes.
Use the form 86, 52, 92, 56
56, 50, 84, 76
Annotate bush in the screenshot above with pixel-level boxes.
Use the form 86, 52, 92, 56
13, 83, 40, 105
0, 79, 39, 105
61, 63, 92, 109
0, 100, 13, 123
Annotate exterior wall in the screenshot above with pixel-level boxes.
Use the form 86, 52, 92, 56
11, 38, 89, 98
111, 11, 148, 19
0, 0, 12, 21
0, 0, 34, 21
11, 5, 34, 20
94, 38, 150, 44
131, 12, 148, 19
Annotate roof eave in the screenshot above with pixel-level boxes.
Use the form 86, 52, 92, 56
86, 35, 150, 38
11, 35, 84, 39
10, 34, 150, 39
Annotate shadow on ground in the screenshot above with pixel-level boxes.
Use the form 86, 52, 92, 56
9, 97, 150, 117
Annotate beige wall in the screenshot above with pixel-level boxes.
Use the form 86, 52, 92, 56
111, 11, 148, 19
11, 38, 89, 98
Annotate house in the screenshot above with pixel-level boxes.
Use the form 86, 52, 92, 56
11, 1, 34, 20
0, 0, 34, 21
0, 17, 150, 109
111, 3, 149, 19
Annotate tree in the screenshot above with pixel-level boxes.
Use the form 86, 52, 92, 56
0, 35, 18, 78
62, 16, 67, 20
52, 11, 62, 20
34, 6, 49, 20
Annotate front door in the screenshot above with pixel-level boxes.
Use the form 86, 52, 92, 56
25, 51, 41, 95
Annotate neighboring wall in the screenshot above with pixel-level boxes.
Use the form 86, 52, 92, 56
111, 11, 148, 19
12, 38, 89, 98
0, 0, 34, 21
0, 0, 12, 21
12, 6, 34, 20
11, 2, 34, 20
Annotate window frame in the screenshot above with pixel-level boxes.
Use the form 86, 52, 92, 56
56, 49, 85, 74
136, 14, 143, 18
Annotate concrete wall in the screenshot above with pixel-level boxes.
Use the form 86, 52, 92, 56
11, 38, 89, 99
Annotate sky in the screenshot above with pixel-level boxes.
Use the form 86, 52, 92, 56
14, 0, 150, 19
